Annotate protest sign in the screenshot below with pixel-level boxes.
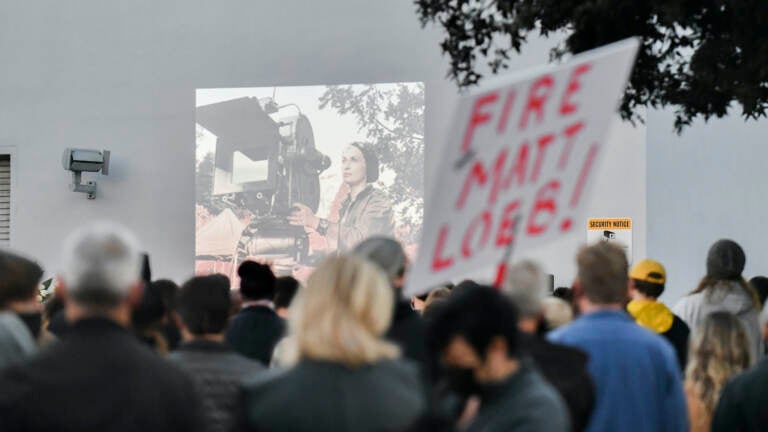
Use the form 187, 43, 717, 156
406, 39, 639, 296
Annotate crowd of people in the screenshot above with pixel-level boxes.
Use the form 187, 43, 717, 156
1, 223, 768, 431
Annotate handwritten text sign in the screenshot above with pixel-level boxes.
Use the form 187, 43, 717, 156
406, 39, 639, 295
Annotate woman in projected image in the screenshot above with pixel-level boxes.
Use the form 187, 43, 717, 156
288, 142, 394, 253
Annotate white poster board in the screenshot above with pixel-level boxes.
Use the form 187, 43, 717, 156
406, 39, 639, 296
586, 217, 633, 264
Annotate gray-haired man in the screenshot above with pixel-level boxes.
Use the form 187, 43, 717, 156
0, 223, 204, 432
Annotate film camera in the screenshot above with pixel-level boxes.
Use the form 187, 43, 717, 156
196, 96, 331, 266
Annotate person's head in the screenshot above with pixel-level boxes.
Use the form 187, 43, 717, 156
59, 223, 143, 323
0, 251, 44, 338
131, 279, 169, 332
541, 297, 574, 330
421, 287, 452, 320
412, 282, 453, 313
289, 254, 397, 366
628, 259, 666, 300
153, 279, 179, 319
274, 276, 300, 319
342, 142, 378, 187
573, 242, 629, 310
175, 274, 231, 339
353, 236, 407, 292
0, 250, 44, 312
426, 285, 519, 388
502, 260, 547, 333
238, 261, 276, 301
686, 311, 753, 413
749, 276, 768, 307
691, 239, 759, 307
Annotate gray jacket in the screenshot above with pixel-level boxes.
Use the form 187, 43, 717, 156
673, 281, 763, 360
0, 312, 36, 371
168, 340, 263, 432
238, 358, 425, 431
466, 358, 570, 432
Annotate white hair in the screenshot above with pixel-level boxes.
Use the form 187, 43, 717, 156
502, 260, 548, 318
61, 222, 142, 306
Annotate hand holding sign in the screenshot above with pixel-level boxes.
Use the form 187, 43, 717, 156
406, 39, 640, 296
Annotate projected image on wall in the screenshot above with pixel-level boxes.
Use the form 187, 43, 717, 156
195, 83, 425, 281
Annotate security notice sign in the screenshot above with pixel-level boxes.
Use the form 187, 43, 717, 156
587, 218, 633, 263
405, 39, 639, 296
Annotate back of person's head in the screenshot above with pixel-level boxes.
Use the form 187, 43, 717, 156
686, 311, 753, 412
629, 259, 666, 298
274, 276, 300, 310
238, 261, 276, 301
542, 297, 574, 329
176, 274, 231, 335
576, 242, 628, 305
61, 223, 141, 308
153, 279, 179, 317
706, 239, 745, 281
0, 250, 43, 308
502, 260, 547, 318
352, 236, 406, 290
692, 239, 759, 307
421, 287, 452, 320
749, 276, 768, 307
131, 280, 168, 331
290, 254, 397, 366
426, 285, 519, 360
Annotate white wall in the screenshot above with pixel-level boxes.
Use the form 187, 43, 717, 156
0, 1, 646, 285
647, 108, 768, 303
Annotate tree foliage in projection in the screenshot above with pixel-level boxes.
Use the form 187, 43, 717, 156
319, 83, 425, 237
415, 0, 768, 132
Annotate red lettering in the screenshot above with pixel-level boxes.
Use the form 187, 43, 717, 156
570, 144, 599, 207
488, 148, 509, 206
505, 142, 529, 189
558, 121, 585, 170
461, 211, 492, 259
431, 225, 454, 271
526, 180, 560, 236
462, 92, 499, 152
519, 75, 554, 130
456, 160, 488, 210
496, 90, 517, 134
496, 200, 521, 247
559, 63, 591, 116
530, 134, 555, 183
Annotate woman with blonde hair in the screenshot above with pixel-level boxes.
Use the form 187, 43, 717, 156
237, 254, 425, 432
684, 311, 753, 432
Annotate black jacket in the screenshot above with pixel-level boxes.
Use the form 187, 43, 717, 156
168, 340, 264, 432
520, 334, 595, 431
236, 358, 426, 431
226, 305, 285, 365
466, 358, 570, 432
386, 300, 427, 366
662, 315, 690, 371
0, 318, 204, 432
712, 359, 768, 432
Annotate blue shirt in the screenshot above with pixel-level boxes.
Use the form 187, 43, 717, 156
549, 310, 687, 432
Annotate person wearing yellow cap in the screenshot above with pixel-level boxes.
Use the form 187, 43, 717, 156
627, 259, 690, 371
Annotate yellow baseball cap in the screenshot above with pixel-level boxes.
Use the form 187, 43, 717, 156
629, 259, 666, 284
